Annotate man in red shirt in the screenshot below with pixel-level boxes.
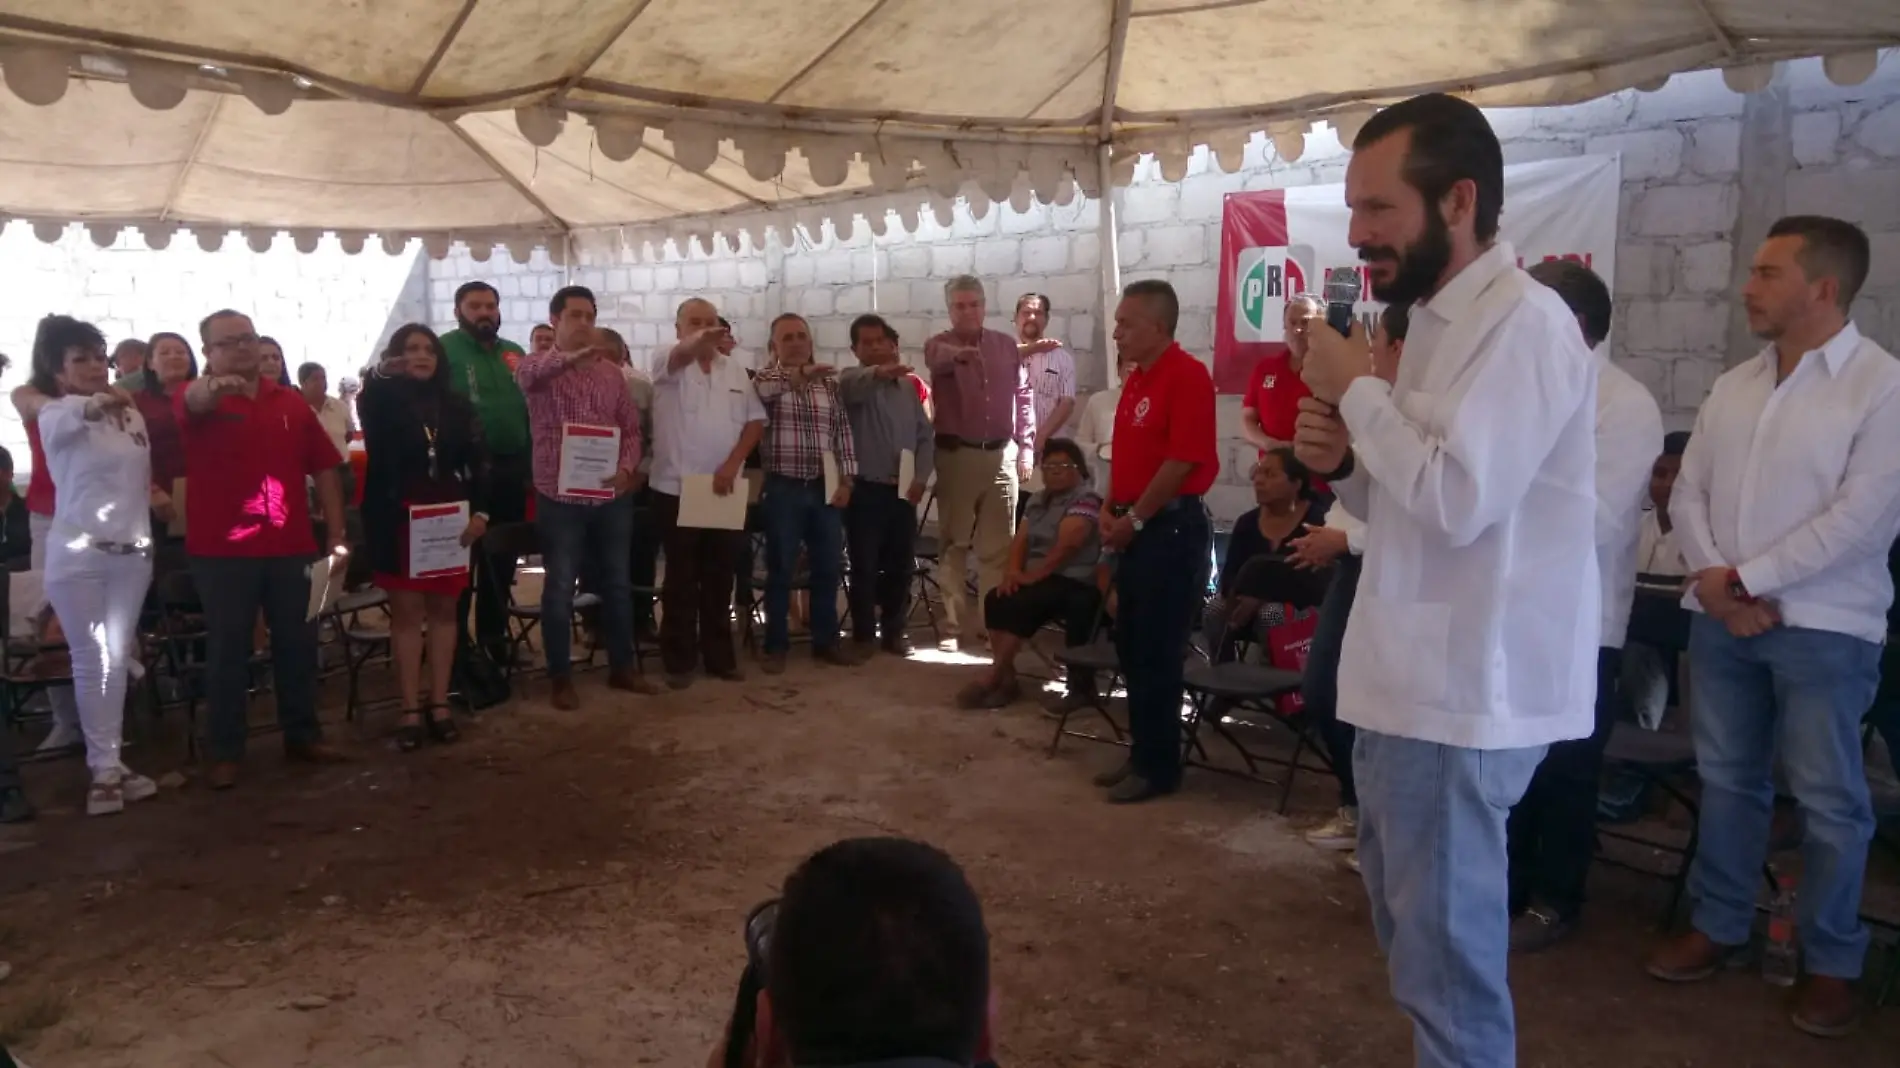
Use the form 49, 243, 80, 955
1240, 295, 1324, 456
1097, 280, 1219, 803
179, 310, 350, 790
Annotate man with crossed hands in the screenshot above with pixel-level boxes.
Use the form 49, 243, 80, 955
1293, 93, 1599, 1068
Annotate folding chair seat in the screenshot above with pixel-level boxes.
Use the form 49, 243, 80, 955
329, 588, 393, 722
1180, 659, 1312, 810
1046, 641, 1126, 755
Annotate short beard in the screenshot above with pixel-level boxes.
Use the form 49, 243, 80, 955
1360, 205, 1453, 305
457, 313, 499, 344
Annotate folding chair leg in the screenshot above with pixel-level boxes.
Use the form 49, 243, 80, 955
1277, 731, 1307, 815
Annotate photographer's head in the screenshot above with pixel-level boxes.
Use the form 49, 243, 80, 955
757, 837, 990, 1067
1346, 93, 1503, 306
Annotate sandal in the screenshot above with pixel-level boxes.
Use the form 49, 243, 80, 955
425, 703, 460, 745
395, 709, 425, 752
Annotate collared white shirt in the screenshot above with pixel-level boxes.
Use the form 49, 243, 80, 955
313, 396, 351, 460
38, 396, 152, 548
1333, 243, 1600, 750
1636, 509, 1686, 578
1025, 344, 1077, 438
1073, 387, 1119, 459
1671, 322, 1900, 644
1323, 500, 1367, 557
623, 364, 656, 475
1595, 358, 1666, 649
649, 352, 767, 496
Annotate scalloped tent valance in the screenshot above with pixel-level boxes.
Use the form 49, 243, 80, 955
0, 0, 1892, 259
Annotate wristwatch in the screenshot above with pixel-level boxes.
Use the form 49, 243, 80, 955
473, 511, 491, 523
1725, 568, 1754, 603
1129, 515, 1145, 534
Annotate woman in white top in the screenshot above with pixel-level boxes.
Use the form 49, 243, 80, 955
31, 315, 159, 816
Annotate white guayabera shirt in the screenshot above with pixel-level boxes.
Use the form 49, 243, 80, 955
1332, 243, 1601, 751
1671, 322, 1900, 645
1594, 358, 1665, 650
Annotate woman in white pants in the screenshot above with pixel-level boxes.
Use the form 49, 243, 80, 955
31, 315, 158, 816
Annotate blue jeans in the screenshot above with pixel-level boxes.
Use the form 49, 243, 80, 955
1355, 729, 1547, 1068
1113, 503, 1211, 790
1685, 617, 1881, 978
536, 493, 636, 675
762, 475, 844, 654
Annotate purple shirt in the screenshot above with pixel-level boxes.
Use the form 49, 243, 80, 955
923, 327, 1035, 448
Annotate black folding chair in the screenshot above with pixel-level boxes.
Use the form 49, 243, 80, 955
478, 521, 597, 679
1179, 646, 1313, 811
328, 587, 392, 722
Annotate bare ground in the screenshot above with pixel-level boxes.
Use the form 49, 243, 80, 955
0, 647, 1896, 1068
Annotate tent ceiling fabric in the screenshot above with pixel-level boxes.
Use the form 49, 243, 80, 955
0, 1, 1892, 257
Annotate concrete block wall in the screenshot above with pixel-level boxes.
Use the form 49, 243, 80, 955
0, 227, 423, 469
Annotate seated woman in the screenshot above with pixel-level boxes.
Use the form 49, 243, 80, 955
1204, 447, 1331, 652
957, 439, 1103, 710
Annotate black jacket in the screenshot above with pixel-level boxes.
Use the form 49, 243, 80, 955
357, 372, 491, 577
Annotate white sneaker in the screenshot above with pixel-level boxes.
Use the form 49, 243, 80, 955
1305, 806, 1359, 851
86, 771, 125, 817
36, 720, 81, 753
118, 767, 158, 803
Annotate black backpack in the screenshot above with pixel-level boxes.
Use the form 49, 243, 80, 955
451, 633, 511, 711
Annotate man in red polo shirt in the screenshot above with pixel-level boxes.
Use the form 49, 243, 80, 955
180, 309, 350, 790
1096, 279, 1219, 804
1240, 294, 1325, 456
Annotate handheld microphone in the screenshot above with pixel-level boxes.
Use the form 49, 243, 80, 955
1323, 266, 1361, 337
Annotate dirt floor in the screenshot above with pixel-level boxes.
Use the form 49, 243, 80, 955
1, 643, 1898, 1068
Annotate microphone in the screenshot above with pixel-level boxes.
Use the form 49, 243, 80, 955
1323, 266, 1361, 337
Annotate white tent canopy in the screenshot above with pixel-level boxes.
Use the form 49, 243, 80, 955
0, 0, 1893, 259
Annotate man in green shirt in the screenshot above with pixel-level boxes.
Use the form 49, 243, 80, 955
441, 280, 531, 661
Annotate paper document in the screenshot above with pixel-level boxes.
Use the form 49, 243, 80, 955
305, 553, 340, 621
898, 448, 916, 491
556, 423, 619, 499
679, 474, 747, 530
408, 501, 471, 579
167, 478, 188, 538
822, 451, 841, 501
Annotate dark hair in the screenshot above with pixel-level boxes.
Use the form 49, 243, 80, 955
454, 281, 498, 308
143, 332, 199, 396
379, 323, 452, 394
258, 335, 283, 354
296, 361, 326, 386
1015, 293, 1052, 316
1122, 279, 1180, 336
1767, 215, 1871, 310
1379, 302, 1412, 343
1527, 259, 1613, 348
529, 323, 554, 338
849, 314, 898, 348
597, 327, 629, 362
550, 285, 596, 321
1662, 430, 1692, 457
718, 316, 733, 331
767, 837, 989, 1066
1041, 436, 1090, 483
1261, 445, 1316, 500
30, 314, 107, 397
770, 313, 810, 338
0, 445, 14, 473
1354, 93, 1504, 243
197, 308, 248, 345
110, 338, 148, 369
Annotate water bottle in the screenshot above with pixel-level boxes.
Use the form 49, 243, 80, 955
1762, 869, 1799, 987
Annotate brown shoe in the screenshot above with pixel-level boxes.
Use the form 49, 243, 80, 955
284, 741, 349, 765
1644, 930, 1748, 983
814, 644, 865, 667
1791, 976, 1860, 1038
881, 633, 913, 656
208, 762, 240, 791
549, 677, 581, 711
608, 666, 661, 695
762, 653, 787, 676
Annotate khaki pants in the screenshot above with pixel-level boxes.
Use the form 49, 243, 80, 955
934, 443, 1019, 637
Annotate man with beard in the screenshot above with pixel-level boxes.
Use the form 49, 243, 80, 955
442, 280, 532, 664
1293, 93, 1598, 1068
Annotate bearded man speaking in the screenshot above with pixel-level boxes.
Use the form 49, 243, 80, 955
441, 280, 533, 663
1292, 93, 1598, 1068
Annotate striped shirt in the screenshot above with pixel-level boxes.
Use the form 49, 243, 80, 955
1025, 345, 1077, 439
753, 368, 858, 482
516, 351, 643, 505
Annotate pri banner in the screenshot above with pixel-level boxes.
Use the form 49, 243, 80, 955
1213, 154, 1622, 394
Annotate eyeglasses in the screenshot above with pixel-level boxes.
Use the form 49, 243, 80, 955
207, 332, 258, 350
1040, 460, 1078, 471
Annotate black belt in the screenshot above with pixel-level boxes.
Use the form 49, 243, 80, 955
88, 538, 152, 557
1110, 495, 1204, 518
936, 434, 1009, 451
767, 472, 825, 487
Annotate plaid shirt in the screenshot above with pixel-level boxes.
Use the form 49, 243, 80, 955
515, 350, 643, 505
1025, 344, 1077, 438
753, 368, 857, 482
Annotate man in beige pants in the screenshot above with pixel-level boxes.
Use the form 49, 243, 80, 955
923, 276, 1041, 649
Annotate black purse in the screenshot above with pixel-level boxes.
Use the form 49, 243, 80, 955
451, 629, 511, 711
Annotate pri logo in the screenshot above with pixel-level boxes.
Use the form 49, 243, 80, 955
1132, 396, 1152, 425
1234, 244, 1314, 343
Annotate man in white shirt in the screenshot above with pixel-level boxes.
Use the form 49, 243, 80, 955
296, 361, 355, 500
1623, 431, 1692, 730
1505, 261, 1663, 954
1648, 216, 1900, 1038
1289, 302, 1408, 866
1295, 94, 1599, 1068
1018, 294, 1076, 449
650, 298, 768, 689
